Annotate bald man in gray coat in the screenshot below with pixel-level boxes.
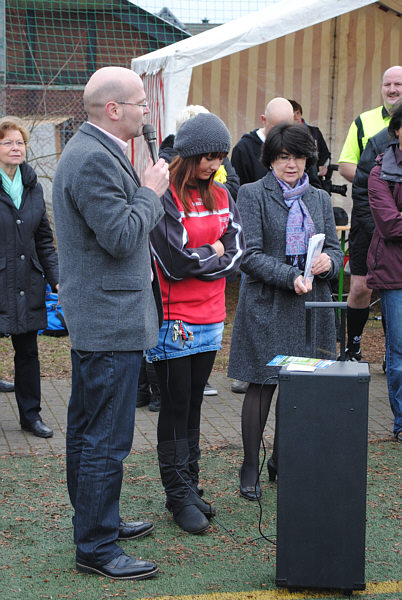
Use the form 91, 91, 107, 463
52, 67, 169, 580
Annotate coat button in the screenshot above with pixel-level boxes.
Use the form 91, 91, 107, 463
20, 290, 25, 296
16, 219, 22, 225
20, 255, 25, 260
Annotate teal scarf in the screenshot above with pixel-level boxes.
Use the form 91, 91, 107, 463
0, 166, 23, 209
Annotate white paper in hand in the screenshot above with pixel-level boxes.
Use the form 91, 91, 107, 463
304, 233, 325, 284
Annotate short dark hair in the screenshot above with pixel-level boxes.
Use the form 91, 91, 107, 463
288, 99, 303, 114
262, 123, 318, 171
388, 103, 402, 138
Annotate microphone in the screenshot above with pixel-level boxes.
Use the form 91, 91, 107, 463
143, 124, 158, 165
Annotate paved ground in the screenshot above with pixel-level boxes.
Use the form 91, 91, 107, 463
0, 363, 394, 456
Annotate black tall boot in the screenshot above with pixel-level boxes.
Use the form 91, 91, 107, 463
187, 429, 216, 518
157, 439, 210, 534
188, 428, 203, 497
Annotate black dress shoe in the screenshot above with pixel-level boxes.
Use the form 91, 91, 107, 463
239, 468, 261, 501
0, 379, 14, 393
21, 419, 53, 438
118, 520, 154, 540
76, 552, 159, 580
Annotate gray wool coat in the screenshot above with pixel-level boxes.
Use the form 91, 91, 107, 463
52, 123, 164, 351
228, 171, 343, 383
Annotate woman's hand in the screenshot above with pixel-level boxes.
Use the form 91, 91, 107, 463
212, 240, 225, 257
311, 252, 332, 275
294, 275, 312, 295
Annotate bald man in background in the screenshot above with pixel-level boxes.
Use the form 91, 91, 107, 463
52, 67, 169, 580
231, 97, 294, 185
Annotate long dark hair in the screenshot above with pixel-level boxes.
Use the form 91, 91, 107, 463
169, 152, 227, 215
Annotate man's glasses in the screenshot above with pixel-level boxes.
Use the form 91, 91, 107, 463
0, 140, 28, 148
115, 100, 148, 108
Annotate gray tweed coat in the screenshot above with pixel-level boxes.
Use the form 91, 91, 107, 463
52, 123, 164, 351
228, 171, 343, 383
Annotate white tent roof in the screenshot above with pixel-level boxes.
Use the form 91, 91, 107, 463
132, 0, 376, 75
131, 0, 378, 135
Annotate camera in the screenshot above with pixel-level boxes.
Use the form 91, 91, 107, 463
321, 164, 347, 197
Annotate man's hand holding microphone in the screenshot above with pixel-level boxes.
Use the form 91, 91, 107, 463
142, 124, 170, 197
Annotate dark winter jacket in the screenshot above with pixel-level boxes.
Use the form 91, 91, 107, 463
0, 162, 59, 335
159, 134, 240, 200
352, 127, 391, 235
231, 127, 325, 190
306, 123, 331, 169
231, 129, 267, 186
366, 141, 402, 290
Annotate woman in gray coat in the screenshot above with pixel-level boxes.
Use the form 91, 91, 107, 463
228, 123, 343, 500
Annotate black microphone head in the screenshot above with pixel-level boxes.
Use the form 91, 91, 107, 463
143, 124, 157, 142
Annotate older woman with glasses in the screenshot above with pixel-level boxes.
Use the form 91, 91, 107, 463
0, 116, 59, 438
228, 123, 343, 501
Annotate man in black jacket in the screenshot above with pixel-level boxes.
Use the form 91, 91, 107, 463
346, 108, 400, 362
352, 127, 390, 238
231, 98, 294, 186
289, 99, 331, 177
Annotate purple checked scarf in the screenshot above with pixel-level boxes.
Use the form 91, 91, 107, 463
273, 171, 315, 268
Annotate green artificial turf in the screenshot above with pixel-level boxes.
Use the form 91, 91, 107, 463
0, 442, 400, 600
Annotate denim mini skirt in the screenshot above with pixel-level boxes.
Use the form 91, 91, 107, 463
146, 320, 224, 362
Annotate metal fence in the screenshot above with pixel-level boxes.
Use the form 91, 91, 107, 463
1, 0, 192, 214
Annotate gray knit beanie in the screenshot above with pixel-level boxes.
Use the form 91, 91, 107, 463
174, 113, 231, 158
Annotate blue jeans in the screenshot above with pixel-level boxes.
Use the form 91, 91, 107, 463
66, 349, 142, 565
380, 290, 402, 437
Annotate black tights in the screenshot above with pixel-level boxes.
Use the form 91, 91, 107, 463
240, 382, 277, 487
154, 351, 216, 443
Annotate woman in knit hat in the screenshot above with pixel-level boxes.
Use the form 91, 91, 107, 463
147, 113, 245, 534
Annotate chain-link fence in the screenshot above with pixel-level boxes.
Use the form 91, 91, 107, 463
1, 0, 192, 215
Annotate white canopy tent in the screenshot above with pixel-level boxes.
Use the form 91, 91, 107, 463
131, 0, 401, 171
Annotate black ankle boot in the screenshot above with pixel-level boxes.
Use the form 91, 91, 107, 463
157, 439, 210, 534
167, 502, 210, 533
166, 493, 215, 519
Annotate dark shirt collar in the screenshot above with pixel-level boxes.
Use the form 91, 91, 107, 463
382, 105, 390, 120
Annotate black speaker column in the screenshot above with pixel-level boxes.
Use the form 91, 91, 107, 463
275, 361, 370, 593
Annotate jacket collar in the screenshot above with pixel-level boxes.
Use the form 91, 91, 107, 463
19, 162, 37, 188
382, 105, 390, 120
380, 140, 402, 182
79, 122, 140, 185
0, 161, 36, 194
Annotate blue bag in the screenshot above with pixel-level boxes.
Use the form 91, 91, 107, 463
38, 285, 68, 337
